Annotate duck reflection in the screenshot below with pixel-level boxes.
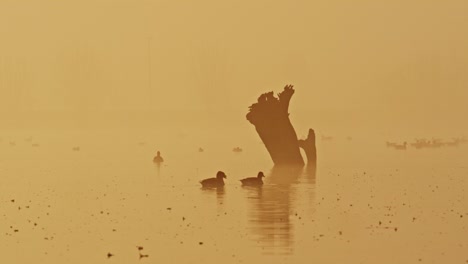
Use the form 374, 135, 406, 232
154, 163, 161, 176
200, 186, 226, 206
244, 165, 316, 255
199, 171, 227, 206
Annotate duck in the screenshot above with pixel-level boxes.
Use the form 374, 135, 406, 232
200, 171, 226, 187
232, 147, 243, 153
153, 151, 164, 163
240, 171, 265, 186
394, 142, 407, 150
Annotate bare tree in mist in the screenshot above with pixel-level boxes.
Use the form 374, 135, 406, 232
246, 85, 316, 166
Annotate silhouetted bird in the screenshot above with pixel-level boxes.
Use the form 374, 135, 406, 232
198, 147, 204, 152
394, 142, 407, 150
200, 171, 226, 187
232, 147, 243, 153
107, 253, 114, 258
240, 171, 265, 186
153, 151, 164, 163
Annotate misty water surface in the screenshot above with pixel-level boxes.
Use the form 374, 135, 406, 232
1, 129, 467, 263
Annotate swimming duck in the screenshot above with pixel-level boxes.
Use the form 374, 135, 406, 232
394, 142, 407, 150
153, 151, 164, 163
232, 147, 243, 153
240, 171, 265, 186
200, 171, 226, 187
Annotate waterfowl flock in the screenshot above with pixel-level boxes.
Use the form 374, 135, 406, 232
386, 137, 467, 150
199, 171, 265, 187
150, 149, 267, 188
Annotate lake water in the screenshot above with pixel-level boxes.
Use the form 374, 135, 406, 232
1, 129, 467, 263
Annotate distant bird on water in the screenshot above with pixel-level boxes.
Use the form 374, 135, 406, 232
394, 142, 407, 150
153, 151, 164, 163
200, 171, 226, 187
232, 147, 243, 153
240, 171, 265, 186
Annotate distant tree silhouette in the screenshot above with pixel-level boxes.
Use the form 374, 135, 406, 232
247, 85, 316, 166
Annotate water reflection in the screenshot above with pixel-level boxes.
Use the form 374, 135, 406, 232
154, 163, 161, 176
153, 151, 164, 176
200, 186, 226, 205
244, 165, 316, 255
303, 163, 317, 184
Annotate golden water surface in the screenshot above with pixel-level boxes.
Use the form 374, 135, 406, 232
1, 129, 467, 263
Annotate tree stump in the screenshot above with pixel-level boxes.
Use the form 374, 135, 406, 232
247, 85, 316, 166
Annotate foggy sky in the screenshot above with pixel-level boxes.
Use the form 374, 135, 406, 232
1, 0, 467, 136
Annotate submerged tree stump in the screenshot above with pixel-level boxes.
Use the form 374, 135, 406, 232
298, 128, 317, 165
246, 85, 316, 166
